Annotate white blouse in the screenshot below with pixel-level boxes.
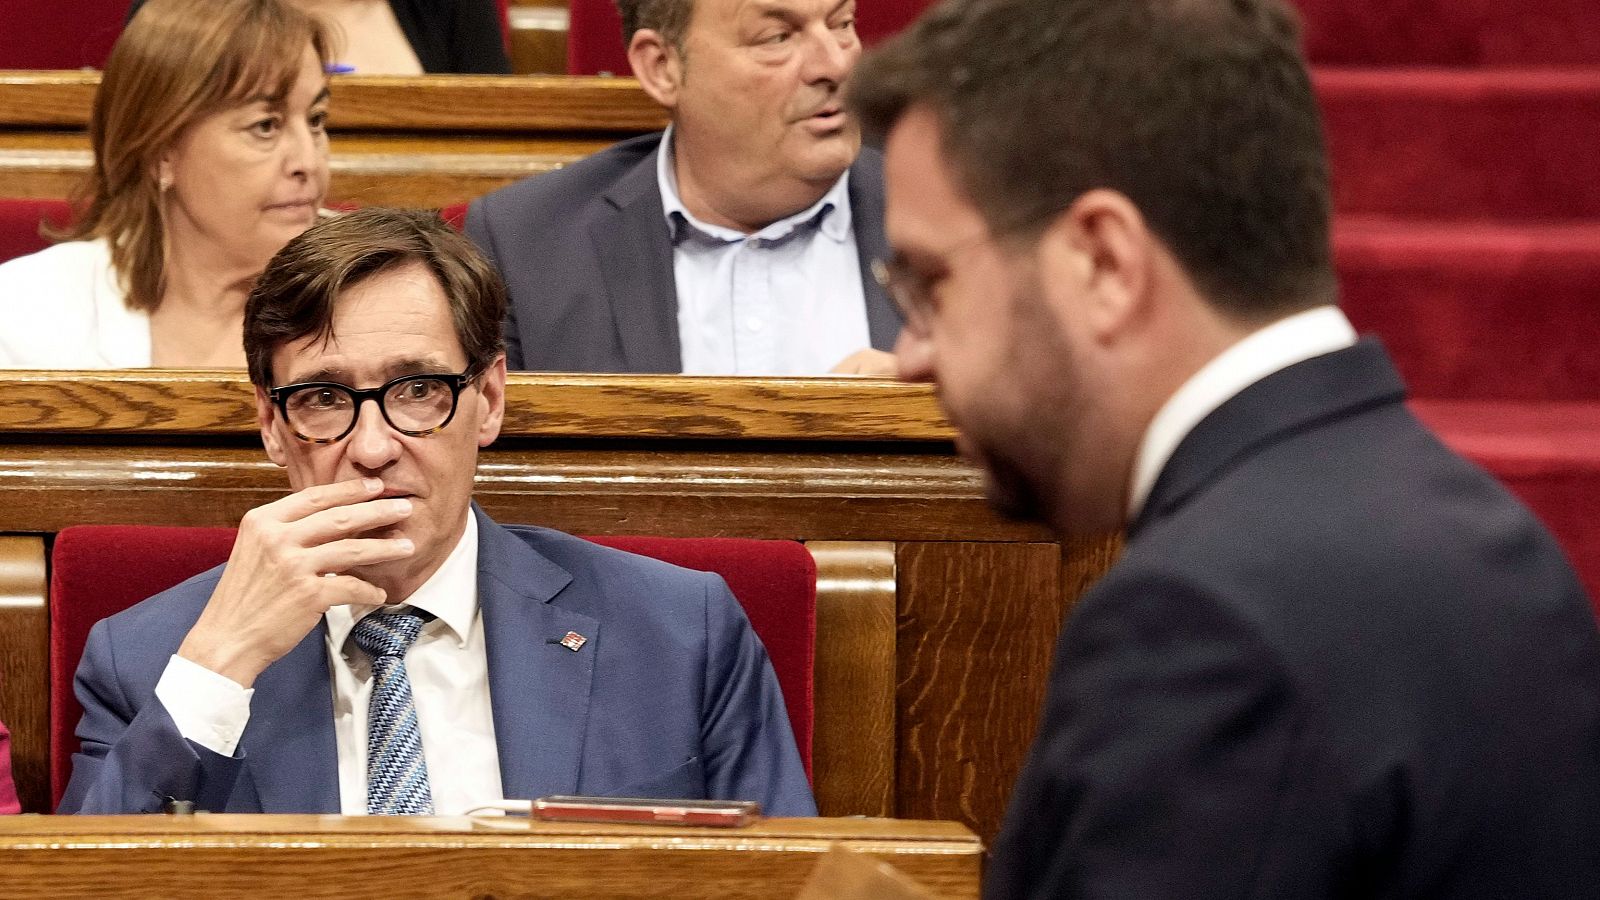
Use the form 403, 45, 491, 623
0, 239, 152, 369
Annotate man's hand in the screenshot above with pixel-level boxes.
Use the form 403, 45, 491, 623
828, 348, 899, 376
176, 477, 417, 688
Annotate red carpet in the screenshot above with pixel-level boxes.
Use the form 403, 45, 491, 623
1309, 0, 1600, 617
1318, 69, 1600, 221
1296, 0, 1600, 67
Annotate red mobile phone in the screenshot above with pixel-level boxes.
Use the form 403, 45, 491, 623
531, 796, 761, 827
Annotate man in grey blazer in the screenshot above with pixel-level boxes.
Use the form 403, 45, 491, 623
467, 0, 902, 375
853, 0, 1600, 896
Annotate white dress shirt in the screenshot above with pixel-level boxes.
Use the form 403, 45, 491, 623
154, 513, 506, 815
1127, 305, 1359, 519
657, 126, 872, 375
0, 239, 152, 368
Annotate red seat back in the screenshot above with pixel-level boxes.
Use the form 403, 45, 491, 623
0, 0, 126, 69
0, 199, 73, 265
565, 0, 934, 75
50, 525, 815, 808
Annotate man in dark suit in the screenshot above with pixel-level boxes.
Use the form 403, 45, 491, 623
850, 0, 1600, 896
466, 0, 902, 375
59, 209, 814, 817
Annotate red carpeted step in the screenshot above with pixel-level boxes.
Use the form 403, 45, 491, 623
1335, 218, 1600, 403
1412, 399, 1600, 617
1294, 0, 1600, 67
1316, 69, 1600, 221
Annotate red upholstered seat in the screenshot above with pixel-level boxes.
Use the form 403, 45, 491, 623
0, 0, 126, 69
439, 203, 470, 230
565, 0, 933, 75
49, 525, 815, 808
0, 199, 73, 265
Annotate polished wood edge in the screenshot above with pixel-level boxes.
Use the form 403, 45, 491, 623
0, 536, 48, 814
0, 814, 978, 845
807, 542, 897, 819
0, 371, 956, 441
0, 72, 668, 133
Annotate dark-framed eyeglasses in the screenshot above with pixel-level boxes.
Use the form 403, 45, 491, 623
873, 213, 1055, 337
872, 255, 933, 337
268, 370, 479, 443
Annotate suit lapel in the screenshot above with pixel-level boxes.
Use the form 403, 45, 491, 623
591, 140, 682, 372
239, 625, 340, 813
849, 147, 904, 351
473, 508, 599, 801
1129, 340, 1408, 539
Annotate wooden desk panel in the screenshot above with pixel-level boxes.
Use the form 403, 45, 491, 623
0, 372, 1111, 842
0, 815, 981, 899
0, 73, 668, 134
0, 73, 666, 207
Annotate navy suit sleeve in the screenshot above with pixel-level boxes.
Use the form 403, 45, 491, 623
58, 619, 245, 814
698, 575, 817, 817
988, 569, 1314, 900
464, 196, 524, 370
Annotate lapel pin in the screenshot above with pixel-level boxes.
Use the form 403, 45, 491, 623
558, 631, 588, 652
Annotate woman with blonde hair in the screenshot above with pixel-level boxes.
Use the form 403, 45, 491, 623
0, 0, 332, 368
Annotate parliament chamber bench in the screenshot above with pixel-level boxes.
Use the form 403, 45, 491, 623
0, 72, 666, 209
0, 370, 1120, 845
0, 814, 981, 899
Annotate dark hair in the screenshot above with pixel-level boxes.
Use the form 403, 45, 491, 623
849, 0, 1337, 319
615, 0, 694, 52
244, 208, 507, 388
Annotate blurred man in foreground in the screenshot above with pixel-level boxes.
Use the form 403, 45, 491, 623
61, 208, 813, 817
851, 0, 1600, 896
468, 0, 902, 375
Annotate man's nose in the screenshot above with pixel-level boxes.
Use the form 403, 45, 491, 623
800, 23, 858, 84
893, 329, 935, 384
345, 397, 403, 470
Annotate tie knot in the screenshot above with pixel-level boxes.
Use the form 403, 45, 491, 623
351, 609, 426, 660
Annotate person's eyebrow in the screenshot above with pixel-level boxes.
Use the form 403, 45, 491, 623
310, 86, 331, 106
287, 366, 352, 385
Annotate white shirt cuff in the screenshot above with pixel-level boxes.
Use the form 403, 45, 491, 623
153, 654, 254, 757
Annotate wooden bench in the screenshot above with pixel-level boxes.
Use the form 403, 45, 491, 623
0, 72, 667, 208
0, 371, 1118, 843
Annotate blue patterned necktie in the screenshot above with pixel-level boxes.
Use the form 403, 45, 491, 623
351, 609, 434, 815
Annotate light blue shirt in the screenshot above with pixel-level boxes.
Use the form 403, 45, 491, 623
657, 127, 871, 375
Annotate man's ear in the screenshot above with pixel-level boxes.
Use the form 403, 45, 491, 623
629, 28, 684, 109
1036, 189, 1153, 344
475, 355, 508, 448
255, 386, 289, 467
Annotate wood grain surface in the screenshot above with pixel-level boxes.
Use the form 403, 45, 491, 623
0, 371, 955, 440
0, 133, 612, 207
0, 72, 667, 133
807, 542, 898, 818
0, 815, 980, 899
0, 537, 48, 815
894, 542, 1073, 840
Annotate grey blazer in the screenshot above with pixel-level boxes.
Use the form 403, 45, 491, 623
465, 132, 901, 372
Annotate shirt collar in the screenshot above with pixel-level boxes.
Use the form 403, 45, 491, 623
656, 124, 853, 245
1127, 305, 1358, 519
325, 511, 480, 652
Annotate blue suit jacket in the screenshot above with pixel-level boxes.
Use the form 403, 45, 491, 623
985, 341, 1600, 899
59, 507, 816, 816
465, 132, 902, 372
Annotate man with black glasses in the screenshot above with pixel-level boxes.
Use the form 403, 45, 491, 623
59, 208, 815, 817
